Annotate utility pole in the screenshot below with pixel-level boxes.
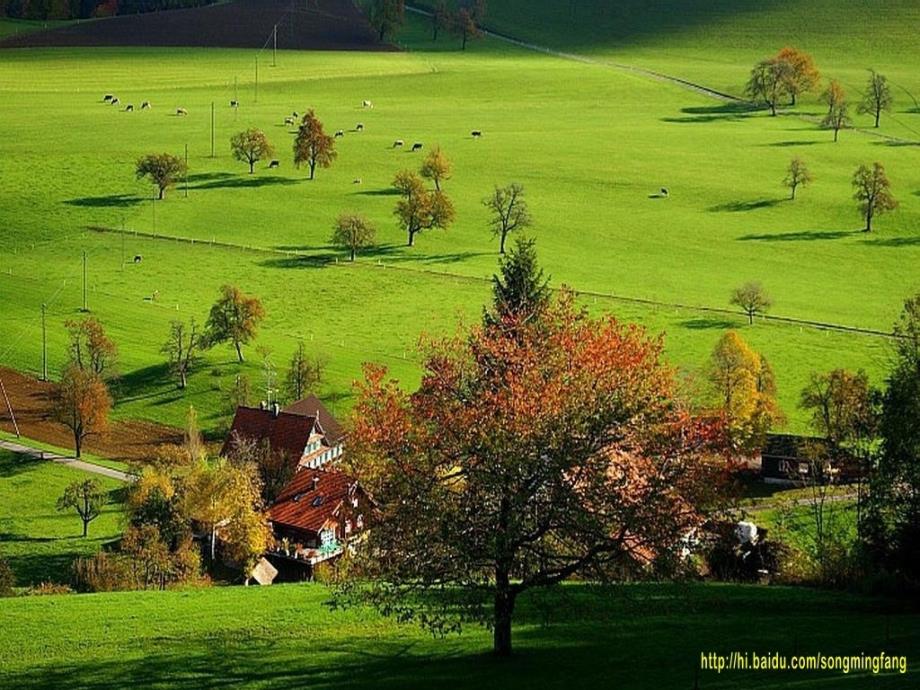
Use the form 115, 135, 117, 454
210, 101, 215, 157
273, 24, 277, 67
82, 250, 88, 312
184, 143, 189, 198
41, 302, 47, 381
0, 378, 20, 438
152, 191, 157, 234
255, 56, 259, 103
121, 217, 125, 270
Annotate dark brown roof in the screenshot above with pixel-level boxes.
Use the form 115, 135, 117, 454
269, 468, 356, 536
221, 406, 318, 460
284, 395, 345, 445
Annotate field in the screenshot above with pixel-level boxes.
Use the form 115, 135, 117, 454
0, 580, 917, 689
0, 449, 123, 587
1, 1, 918, 438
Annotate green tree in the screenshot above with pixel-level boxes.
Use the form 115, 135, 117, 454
487, 236, 549, 326
57, 478, 107, 537
293, 110, 337, 180
858, 69, 893, 128
230, 128, 274, 174
784, 157, 812, 200
393, 170, 455, 246
368, 0, 404, 41
205, 284, 265, 363
745, 58, 792, 116
730, 281, 773, 324
331, 212, 377, 262
852, 162, 897, 232
135, 153, 187, 199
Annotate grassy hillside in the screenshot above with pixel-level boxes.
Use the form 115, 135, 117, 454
0, 9, 917, 433
0, 450, 124, 587
0, 581, 916, 689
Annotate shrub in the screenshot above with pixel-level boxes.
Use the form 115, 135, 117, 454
73, 552, 135, 592
25, 582, 73, 596
0, 557, 15, 597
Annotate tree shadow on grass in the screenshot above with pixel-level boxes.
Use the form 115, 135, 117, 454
0, 452, 43, 477
738, 229, 854, 241
65, 194, 145, 208
765, 140, 822, 147
861, 236, 920, 247
113, 363, 172, 406
259, 253, 339, 269
661, 101, 760, 124
190, 175, 300, 191
873, 139, 920, 147
708, 198, 784, 212
679, 318, 737, 330
352, 187, 401, 197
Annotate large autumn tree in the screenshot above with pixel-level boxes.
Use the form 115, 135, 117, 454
205, 284, 265, 363
293, 110, 337, 180
775, 46, 820, 106
53, 364, 112, 458
340, 270, 728, 656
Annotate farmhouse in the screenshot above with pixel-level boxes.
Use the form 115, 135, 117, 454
222, 396, 344, 469
223, 395, 368, 579
760, 433, 862, 484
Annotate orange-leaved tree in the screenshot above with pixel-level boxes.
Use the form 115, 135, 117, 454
293, 110, 337, 180
340, 284, 729, 656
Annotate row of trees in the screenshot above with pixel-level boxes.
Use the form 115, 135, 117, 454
1, 0, 213, 21
368, 0, 487, 50
745, 47, 894, 132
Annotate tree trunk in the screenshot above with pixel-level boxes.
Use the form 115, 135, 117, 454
748, 310, 754, 325
462, 32, 468, 50
74, 432, 82, 458
790, 93, 797, 106
769, 101, 776, 116
434, 178, 441, 191
407, 228, 415, 246
500, 231, 507, 254
865, 210, 873, 233
158, 187, 165, 200
235, 340, 244, 362
875, 110, 881, 128
350, 247, 356, 262
179, 369, 187, 389
791, 185, 796, 201
250, 160, 255, 173
834, 127, 839, 142
493, 587, 515, 656
309, 162, 316, 180
210, 525, 217, 561
82, 518, 89, 537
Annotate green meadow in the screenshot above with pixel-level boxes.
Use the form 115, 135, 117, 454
1, 2, 918, 435
0, 578, 917, 689
0, 450, 123, 587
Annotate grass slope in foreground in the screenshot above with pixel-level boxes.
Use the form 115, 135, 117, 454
0, 582, 917, 689
0, 449, 124, 587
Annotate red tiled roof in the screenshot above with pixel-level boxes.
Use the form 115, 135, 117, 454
221, 406, 318, 460
284, 395, 345, 445
269, 468, 356, 536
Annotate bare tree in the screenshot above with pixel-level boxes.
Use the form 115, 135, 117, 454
162, 318, 203, 389
745, 58, 792, 116
858, 69, 893, 128
730, 282, 773, 325
57, 479, 107, 537
483, 183, 532, 254
284, 341, 323, 402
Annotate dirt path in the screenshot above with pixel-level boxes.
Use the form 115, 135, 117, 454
0, 366, 182, 464
0, 437, 133, 482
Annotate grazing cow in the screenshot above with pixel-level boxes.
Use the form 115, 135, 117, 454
660, 187, 670, 198
334, 130, 344, 138
268, 160, 280, 169
141, 101, 151, 110
111, 97, 120, 105
176, 108, 188, 116
411, 142, 423, 152
356, 123, 364, 131
471, 130, 482, 138
353, 178, 362, 185
133, 255, 143, 264
230, 100, 239, 108
362, 100, 373, 108
393, 139, 404, 148
125, 104, 134, 112
103, 94, 113, 102
284, 116, 295, 126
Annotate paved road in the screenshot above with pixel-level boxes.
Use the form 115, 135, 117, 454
0, 438, 134, 482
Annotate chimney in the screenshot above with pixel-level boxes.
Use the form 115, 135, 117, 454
271, 402, 280, 417
259, 400, 267, 410
311, 476, 320, 490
